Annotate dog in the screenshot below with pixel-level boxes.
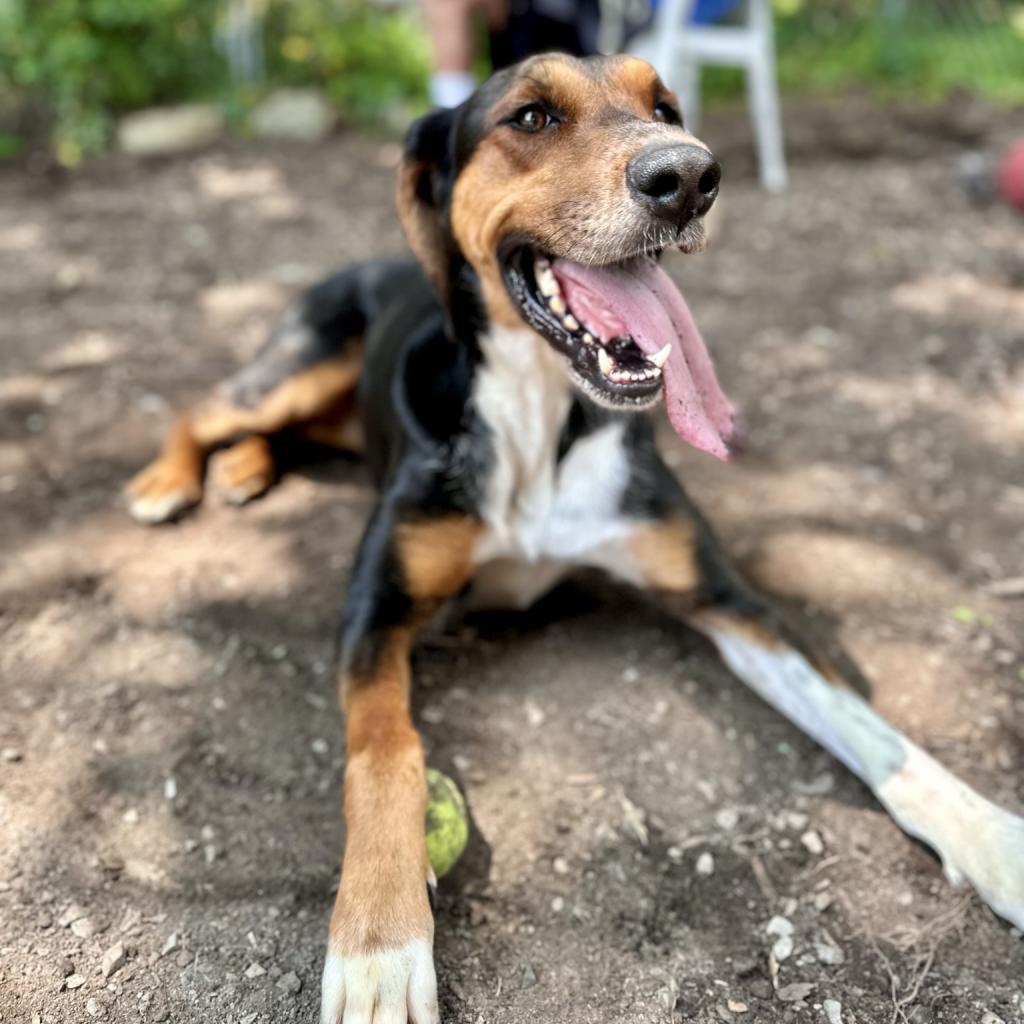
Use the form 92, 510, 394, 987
126, 53, 1024, 1024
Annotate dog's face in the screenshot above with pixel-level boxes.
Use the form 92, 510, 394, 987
399, 54, 737, 459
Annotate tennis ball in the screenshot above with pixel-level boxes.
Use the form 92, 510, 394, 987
425, 767, 469, 879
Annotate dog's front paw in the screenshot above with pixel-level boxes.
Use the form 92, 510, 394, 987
321, 937, 438, 1024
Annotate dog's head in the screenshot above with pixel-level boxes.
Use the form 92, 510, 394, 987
398, 53, 737, 460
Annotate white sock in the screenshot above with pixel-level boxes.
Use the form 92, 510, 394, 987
429, 71, 476, 108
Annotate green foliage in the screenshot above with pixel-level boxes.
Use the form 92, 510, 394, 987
0, 0, 429, 161
0, 0, 227, 160
769, 0, 1024, 103
262, 0, 430, 123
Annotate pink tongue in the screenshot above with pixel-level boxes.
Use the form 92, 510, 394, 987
551, 258, 737, 460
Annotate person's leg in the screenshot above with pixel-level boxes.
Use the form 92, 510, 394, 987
423, 0, 479, 106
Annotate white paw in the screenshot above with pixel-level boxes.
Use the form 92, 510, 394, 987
321, 938, 439, 1024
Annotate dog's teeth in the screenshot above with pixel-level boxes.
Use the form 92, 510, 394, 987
563, 314, 579, 331
549, 295, 566, 314
598, 349, 614, 376
538, 269, 559, 298
582, 332, 595, 346
650, 343, 672, 369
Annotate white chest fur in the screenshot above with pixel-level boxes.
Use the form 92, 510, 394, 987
471, 327, 636, 576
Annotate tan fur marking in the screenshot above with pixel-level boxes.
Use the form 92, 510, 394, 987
330, 517, 481, 956
397, 158, 451, 296
192, 349, 362, 447
333, 631, 433, 954
627, 518, 702, 593
396, 516, 484, 602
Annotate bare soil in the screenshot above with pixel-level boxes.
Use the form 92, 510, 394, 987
1, 100, 1023, 1024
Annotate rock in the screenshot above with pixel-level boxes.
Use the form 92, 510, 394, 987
101, 941, 125, 979
276, 970, 302, 995
71, 916, 96, 939
160, 933, 178, 957
715, 808, 740, 830
175, 949, 194, 968
727, 999, 749, 1013
118, 104, 224, 156
981, 1014, 1006, 1024
1, 747, 23, 762
245, 962, 266, 979
815, 941, 845, 966
791, 772, 834, 795
776, 981, 814, 1003
800, 830, 825, 855
824, 999, 843, 1024
59, 903, 87, 928
521, 963, 538, 988
65, 973, 87, 990
696, 851, 715, 877
250, 89, 335, 143
85, 997, 103, 1017
766, 916, 794, 962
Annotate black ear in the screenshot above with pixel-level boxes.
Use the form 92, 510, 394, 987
396, 106, 459, 298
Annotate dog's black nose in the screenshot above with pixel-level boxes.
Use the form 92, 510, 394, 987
627, 144, 721, 224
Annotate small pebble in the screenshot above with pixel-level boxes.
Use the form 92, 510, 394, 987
71, 916, 96, 939
522, 963, 539, 988
245, 962, 266, 979
310, 738, 329, 756
122, 808, 139, 825
715, 808, 739, 830
727, 999, 749, 1013
101, 941, 126, 979
65, 974, 87, 990
777, 981, 814, 1003
277, 970, 303, 995
814, 941, 845, 966
164, 777, 177, 800
160, 933, 178, 957
824, 999, 843, 1024
551, 896, 565, 912
981, 1014, 1006, 1024
1, 748, 23, 763
553, 857, 569, 876
59, 903, 87, 928
801, 830, 825, 856
85, 997, 103, 1017
696, 852, 715, 877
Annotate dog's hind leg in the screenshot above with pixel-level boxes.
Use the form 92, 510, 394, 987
125, 265, 386, 524
619, 510, 1024, 930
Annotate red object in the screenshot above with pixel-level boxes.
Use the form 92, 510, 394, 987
998, 141, 1024, 211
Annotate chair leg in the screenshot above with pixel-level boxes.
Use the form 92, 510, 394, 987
746, 0, 787, 190
678, 59, 703, 135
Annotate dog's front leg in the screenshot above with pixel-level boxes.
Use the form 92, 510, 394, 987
619, 513, 1024, 931
321, 506, 481, 1024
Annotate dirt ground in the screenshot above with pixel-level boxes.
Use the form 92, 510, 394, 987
2, 98, 1023, 1024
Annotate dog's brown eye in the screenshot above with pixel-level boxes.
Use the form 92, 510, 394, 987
653, 101, 680, 126
513, 105, 549, 132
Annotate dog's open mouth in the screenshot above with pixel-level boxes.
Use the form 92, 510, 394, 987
502, 245, 738, 460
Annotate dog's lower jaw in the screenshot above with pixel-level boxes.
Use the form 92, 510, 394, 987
321, 935, 438, 1024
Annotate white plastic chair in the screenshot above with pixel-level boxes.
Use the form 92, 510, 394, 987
630, 0, 788, 191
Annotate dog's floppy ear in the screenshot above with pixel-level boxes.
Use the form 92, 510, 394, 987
396, 106, 458, 299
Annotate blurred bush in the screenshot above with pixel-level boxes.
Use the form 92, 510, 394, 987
0, 0, 429, 161
263, 0, 429, 123
771, 0, 1024, 102
0, 0, 228, 161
